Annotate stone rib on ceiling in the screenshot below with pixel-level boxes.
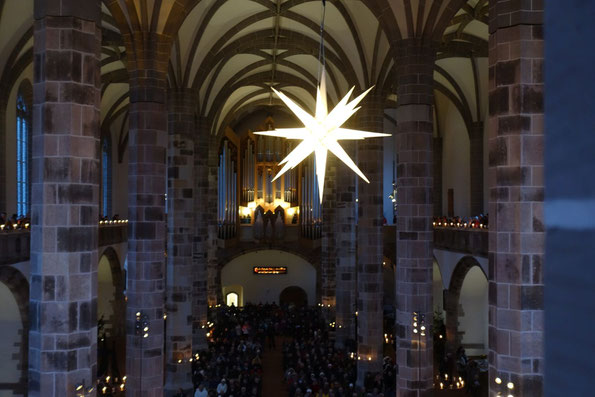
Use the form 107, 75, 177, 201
0, 0, 489, 147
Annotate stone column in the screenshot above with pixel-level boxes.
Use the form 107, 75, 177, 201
488, 1, 544, 396
125, 33, 170, 397
321, 157, 337, 316
356, 93, 384, 384
433, 137, 443, 216
469, 122, 484, 215
29, 1, 101, 396
192, 116, 210, 350
207, 133, 221, 306
334, 143, 357, 348
164, 89, 196, 395
394, 40, 435, 397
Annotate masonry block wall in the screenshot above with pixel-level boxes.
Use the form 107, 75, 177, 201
124, 31, 171, 397
321, 156, 337, 315
29, 1, 102, 395
165, 88, 197, 393
394, 40, 435, 397
488, 0, 544, 395
356, 93, 385, 384
192, 116, 210, 351
334, 142, 357, 348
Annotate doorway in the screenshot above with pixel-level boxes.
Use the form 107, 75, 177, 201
279, 286, 307, 307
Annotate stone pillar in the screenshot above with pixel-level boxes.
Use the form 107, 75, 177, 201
207, 133, 221, 306
469, 122, 484, 215
544, 3, 595, 396
488, 1, 544, 396
394, 40, 435, 397
164, 89, 196, 395
356, 93, 384, 384
334, 143, 357, 348
29, 1, 101, 396
433, 137, 443, 216
321, 157, 337, 316
192, 116, 210, 350
125, 33, 170, 397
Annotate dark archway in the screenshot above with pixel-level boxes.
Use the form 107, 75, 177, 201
445, 256, 487, 354
0, 266, 28, 396
279, 286, 308, 308
97, 247, 126, 380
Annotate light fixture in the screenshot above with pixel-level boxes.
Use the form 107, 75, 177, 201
255, 72, 389, 203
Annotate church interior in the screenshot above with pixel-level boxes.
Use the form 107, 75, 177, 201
0, 0, 593, 396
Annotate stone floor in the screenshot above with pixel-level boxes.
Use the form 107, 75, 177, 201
261, 337, 288, 397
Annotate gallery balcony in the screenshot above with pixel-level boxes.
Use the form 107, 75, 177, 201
0, 221, 128, 266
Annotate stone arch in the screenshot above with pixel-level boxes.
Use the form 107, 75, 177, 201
433, 258, 445, 316
445, 256, 487, 354
97, 247, 126, 378
0, 266, 28, 396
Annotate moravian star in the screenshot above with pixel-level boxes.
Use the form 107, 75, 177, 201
254, 70, 390, 203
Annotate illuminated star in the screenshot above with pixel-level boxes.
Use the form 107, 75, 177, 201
255, 71, 390, 203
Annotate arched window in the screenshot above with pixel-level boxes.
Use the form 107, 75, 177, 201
16, 91, 30, 217
101, 138, 112, 217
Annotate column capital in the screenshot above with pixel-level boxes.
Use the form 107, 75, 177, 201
394, 40, 436, 106
168, 87, 199, 108
123, 32, 172, 103
489, 0, 543, 33
34, 0, 101, 22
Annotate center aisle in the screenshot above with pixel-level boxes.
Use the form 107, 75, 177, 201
261, 336, 288, 397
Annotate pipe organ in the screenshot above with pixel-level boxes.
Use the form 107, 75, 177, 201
300, 155, 322, 239
217, 139, 237, 238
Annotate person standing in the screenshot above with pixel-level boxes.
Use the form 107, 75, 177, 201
194, 383, 208, 397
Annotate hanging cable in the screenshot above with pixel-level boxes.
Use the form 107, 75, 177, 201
317, 0, 326, 84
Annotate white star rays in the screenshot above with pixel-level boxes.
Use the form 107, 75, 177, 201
254, 71, 390, 203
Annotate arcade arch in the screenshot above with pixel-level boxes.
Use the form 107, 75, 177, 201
445, 256, 488, 356
97, 248, 126, 378
0, 266, 28, 397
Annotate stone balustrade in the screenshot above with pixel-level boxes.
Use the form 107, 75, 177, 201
0, 222, 128, 265
382, 225, 488, 260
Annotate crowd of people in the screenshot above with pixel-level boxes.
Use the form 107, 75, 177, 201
0, 212, 29, 230
282, 307, 356, 397
187, 304, 399, 397
433, 214, 489, 229
190, 304, 280, 396
282, 307, 397, 397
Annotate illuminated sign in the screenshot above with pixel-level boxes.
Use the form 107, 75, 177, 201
253, 266, 287, 275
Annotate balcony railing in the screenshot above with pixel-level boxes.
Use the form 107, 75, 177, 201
0, 221, 128, 265
383, 224, 488, 259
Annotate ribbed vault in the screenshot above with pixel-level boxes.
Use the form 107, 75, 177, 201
0, 0, 489, 155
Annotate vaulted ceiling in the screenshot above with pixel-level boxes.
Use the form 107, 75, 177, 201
0, 0, 489, 148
